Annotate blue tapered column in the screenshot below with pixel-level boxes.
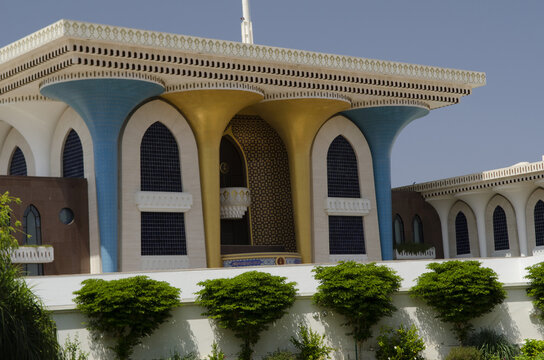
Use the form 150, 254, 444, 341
41, 78, 164, 272
342, 105, 429, 260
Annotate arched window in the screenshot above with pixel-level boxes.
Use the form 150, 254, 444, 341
413, 215, 424, 244
326, 136, 364, 254
140, 122, 185, 256
9, 147, 27, 176
535, 200, 544, 247
493, 206, 509, 251
23, 205, 43, 276
455, 211, 470, 255
327, 136, 360, 198
393, 214, 405, 245
140, 122, 182, 192
62, 130, 84, 178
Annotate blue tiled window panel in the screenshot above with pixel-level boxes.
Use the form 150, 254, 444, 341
141, 212, 186, 255
327, 136, 361, 198
9, 147, 27, 176
535, 200, 544, 247
455, 212, 470, 255
493, 206, 509, 251
328, 216, 365, 254
140, 122, 182, 192
63, 130, 84, 178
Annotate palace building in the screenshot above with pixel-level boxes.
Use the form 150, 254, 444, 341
0, 19, 485, 274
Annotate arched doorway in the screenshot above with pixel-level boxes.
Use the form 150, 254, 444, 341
220, 136, 250, 246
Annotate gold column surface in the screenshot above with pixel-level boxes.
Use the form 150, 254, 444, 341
254, 92, 351, 263
163, 83, 264, 268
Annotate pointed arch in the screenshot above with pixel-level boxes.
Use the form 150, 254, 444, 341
412, 214, 424, 244
485, 194, 519, 257
23, 205, 43, 276
525, 188, 544, 255
62, 129, 84, 178
326, 135, 361, 198
9, 147, 27, 176
394, 214, 405, 245
448, 201, 479, 257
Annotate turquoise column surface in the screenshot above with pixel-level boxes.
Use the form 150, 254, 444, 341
342, 106, 429, 260
41, 79, 164, 272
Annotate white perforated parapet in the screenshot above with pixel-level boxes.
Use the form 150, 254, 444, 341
134, 191, 193, 212
325, 197, 371, 216
11, 246, 54, 263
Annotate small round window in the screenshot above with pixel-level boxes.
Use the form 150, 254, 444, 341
59, 208, 74, 225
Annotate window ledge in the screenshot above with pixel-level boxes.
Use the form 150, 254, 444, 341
135, 191, 193, 212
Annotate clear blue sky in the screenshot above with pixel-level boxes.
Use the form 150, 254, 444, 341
1, 0, 543, 187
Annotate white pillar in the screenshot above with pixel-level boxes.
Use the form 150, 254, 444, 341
426, 197, 455, 259
241, 0, 254, 44
455, 191, 493, 257
494, 183, 535, 257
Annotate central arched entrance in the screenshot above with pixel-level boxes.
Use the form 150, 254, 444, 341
220, 136, 250, 246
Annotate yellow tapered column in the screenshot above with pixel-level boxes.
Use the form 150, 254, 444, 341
163, 84, 263, 267
255, 93, 350, 263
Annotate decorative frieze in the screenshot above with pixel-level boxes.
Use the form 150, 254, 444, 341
11, 246, 54, 263
135, 191, 193, 212
395, 247, 436, 260
325, 197, 371, 216
220, 187, 251, 219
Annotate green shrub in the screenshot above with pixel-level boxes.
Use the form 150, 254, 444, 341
0, 192, 60, 359
515, 354, 544, 360
153, 352, 198, 360
446, 347, 484, 360
290, 325, 334, 360
196, 271, 297, 360
262, 350, 297, 360
313, 261, 401, 346
207, 342, 225, 360
60, 335, 89, 360
526, 262, 544, 321
466, 328, 519, 360
376, 324, 425, 360
520, 339, 544, 357
73, 275, 181, 360
410, 261, 506, 344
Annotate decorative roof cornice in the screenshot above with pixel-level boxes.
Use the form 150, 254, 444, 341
0, 20, 486, 87
395, 160, 544, 198
39, 71, 165, 89
352, 99, 430, 110
165, 82, 262, 94
263, 91, 351, 103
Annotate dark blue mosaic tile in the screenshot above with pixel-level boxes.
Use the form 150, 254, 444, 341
493, 206, 509, 251
141, 212, 186, 255
9, 147, 27, 176
535, 200, 544, 247
63, 130, 84, 178
329, 216, 365, 254
141, 122, 182, 192
455, 211, 470, 255
327, 136, 360, 198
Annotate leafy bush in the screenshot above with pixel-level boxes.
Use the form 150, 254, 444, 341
262, 350, 297, 360
313, 261, 401, 345
196, 271, 297, 360
446, 347, 484, 360
526, 262, 544, 322
154, 352, 198, 360
60, 335, 89, 360
376, 324, 425, 360
0, 192, 60, 359
207, 342, 225, 360
290, 325, 334, 360
515, 354, 544, 360
466, 328, 519, 360
73, 275, 181, 360
410, 261, 506, 343
520, 339, 544, 357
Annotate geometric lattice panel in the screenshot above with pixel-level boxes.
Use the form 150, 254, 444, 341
329, 215, 365, 254
455, 211, 470, 255
141, 212, 186, 255
63, 129, 84, 178
493, 206, 509, 251
327, 135, 361, 198
9, 147, 27, 176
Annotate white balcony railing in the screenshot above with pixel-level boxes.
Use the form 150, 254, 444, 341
395, 247, 436, 260
11, 246, 54, 263
325, 197, 371, 216
220, 187, 251, 219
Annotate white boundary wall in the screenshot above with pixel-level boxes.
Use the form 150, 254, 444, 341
26, 256, 544, 359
